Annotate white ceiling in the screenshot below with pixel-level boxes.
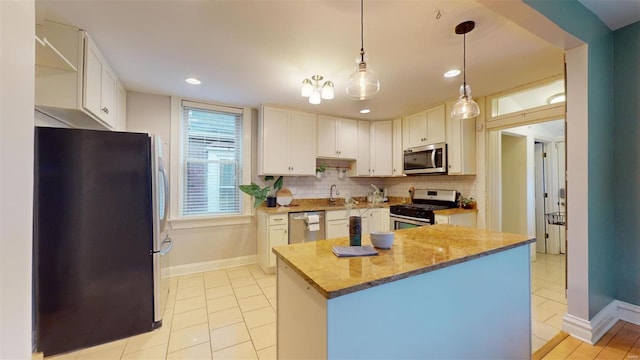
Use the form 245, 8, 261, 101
578, 0, 640, 30
36, 1, 576, 120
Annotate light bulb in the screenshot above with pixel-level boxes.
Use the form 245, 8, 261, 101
321, 81, 334, 100
309, 90, 321, 104
346, 59, 380, 100
301, 79, 313, 97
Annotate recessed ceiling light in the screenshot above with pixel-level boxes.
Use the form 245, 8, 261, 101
547, 93, 566, 104
444, 69, 461, 78
185, 77, 201, 85
360, 109, 371, 114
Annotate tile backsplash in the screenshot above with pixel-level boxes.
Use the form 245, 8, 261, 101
256, 159, 477, 202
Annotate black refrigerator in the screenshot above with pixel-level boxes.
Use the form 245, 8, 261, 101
33, 127, 172, 357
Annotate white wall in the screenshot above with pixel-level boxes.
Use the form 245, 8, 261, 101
501, 134, 528, 236
0, 0, 35, 357
127, 92, 258, 270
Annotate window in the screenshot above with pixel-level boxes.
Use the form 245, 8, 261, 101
171, 98, 251, 228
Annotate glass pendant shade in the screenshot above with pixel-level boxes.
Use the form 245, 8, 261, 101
309, 90, 321, 104
321, 81, 334, 99
301, 79, 313, 97
451, 84, 480, 119
346, 62, 380, 100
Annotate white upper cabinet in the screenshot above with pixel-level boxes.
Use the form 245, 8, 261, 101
392, 118, 404, 176
116, 83, 127, 131
35, 21, 120, 130
370, 120, 393, 176
356, 121, 370, 176
445, 101, 477, 175
83, 34, 117, 129
259, 105, 317, 176
317, 115, 358, 159
403, 104, 446, 149
356, 120, 392, 177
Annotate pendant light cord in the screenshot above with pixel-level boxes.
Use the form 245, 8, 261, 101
360, 0, 365, 63
463, 32, 467, 92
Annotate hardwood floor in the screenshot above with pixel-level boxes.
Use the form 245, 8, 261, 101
533, 320, 640, 359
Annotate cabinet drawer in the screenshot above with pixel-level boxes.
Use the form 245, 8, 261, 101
269, 215, 288, 225
326, 210, 349, 221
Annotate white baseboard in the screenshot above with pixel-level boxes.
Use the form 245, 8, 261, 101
168, 255, 257, 277
563, 299, 640, 344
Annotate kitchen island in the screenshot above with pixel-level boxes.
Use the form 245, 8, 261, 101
272, 224, 535, 359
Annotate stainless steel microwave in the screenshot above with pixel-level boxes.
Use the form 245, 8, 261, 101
403, 143, 447, 175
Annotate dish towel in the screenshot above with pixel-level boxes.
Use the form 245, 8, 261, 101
332, 245, 379, 257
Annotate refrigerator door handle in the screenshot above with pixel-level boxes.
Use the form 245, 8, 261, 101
159, 237, 173, 256
158, 157, 170, 233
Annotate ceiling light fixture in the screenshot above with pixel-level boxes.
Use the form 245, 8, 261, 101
185, 77, 201, 85
547, 93, 566, 104
346, 0, 380, 100
360, 109, 371, 114
444, 69, 461, 78
301, 75, 334, 105
451, 21, 480, 120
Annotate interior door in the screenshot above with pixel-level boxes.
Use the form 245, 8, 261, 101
557, 141, 567, 254
534, 142, 547, 253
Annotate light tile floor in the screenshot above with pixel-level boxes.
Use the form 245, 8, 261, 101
531, 252, 567, 353
46, 264, 277, 360
45, 254, 566, 359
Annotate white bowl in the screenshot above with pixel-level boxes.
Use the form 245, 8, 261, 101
370, 231, 394, 249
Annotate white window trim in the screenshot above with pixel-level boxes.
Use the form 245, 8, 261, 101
169, 97, 253, 228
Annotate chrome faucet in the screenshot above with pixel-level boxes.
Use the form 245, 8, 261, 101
329, 184, 339, 205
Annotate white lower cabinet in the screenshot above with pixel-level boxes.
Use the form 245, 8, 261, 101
257, 212, 289, 273
434, 211, 477, 228
326, 208, 390, 240
326, 210, 350, 239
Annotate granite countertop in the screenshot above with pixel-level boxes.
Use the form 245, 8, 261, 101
257, 197, 405, 214
272, 224, 534, 299
433, 208, 478, 215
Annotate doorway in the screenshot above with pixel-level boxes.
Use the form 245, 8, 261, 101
489, 119, 567, 352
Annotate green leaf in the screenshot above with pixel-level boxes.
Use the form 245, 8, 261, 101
253, 197, 265, 208
273, 176, 283, 191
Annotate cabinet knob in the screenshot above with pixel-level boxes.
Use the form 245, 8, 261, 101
102, 107, 109, 114
285, 230, 287, 234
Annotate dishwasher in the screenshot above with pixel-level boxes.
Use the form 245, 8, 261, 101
288, 211, 326, 244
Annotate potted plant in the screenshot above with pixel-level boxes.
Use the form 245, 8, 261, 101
239, 176, 283, 208
316, 163, 328, 179
459, 196, 476, 209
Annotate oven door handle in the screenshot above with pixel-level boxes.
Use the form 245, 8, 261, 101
390, 214, 431, 226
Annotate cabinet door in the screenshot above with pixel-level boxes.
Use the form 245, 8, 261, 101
337, 119, 358, 159
379, 208, 390, 231
392, 118, 403, 176
317, 115, 338, 158
262, 107, 291, 174
404, 111, 427, 148
326, 219, 349, 239
426, 104, 446, 144
268, 223, 288, 268
289, 111, 317, 175
445, 100, 476, 175
356, 121, 370, 176
83, 40, 103, 120
116, 83, 127, 131
434, 215, 449, 225
100, 65, 117, 128
361, 215, 370, 235
370, 120, 393, 176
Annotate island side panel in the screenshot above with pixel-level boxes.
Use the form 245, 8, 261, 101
277, 259, 327, 359
326, 245, 531, 359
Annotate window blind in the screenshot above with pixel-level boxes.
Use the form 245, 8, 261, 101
181, 101, 242, 216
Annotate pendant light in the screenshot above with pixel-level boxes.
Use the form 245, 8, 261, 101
451, 20, 480, 120
346, 0, 380, 100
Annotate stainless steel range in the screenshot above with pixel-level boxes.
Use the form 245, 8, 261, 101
390, 189, 458, 229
